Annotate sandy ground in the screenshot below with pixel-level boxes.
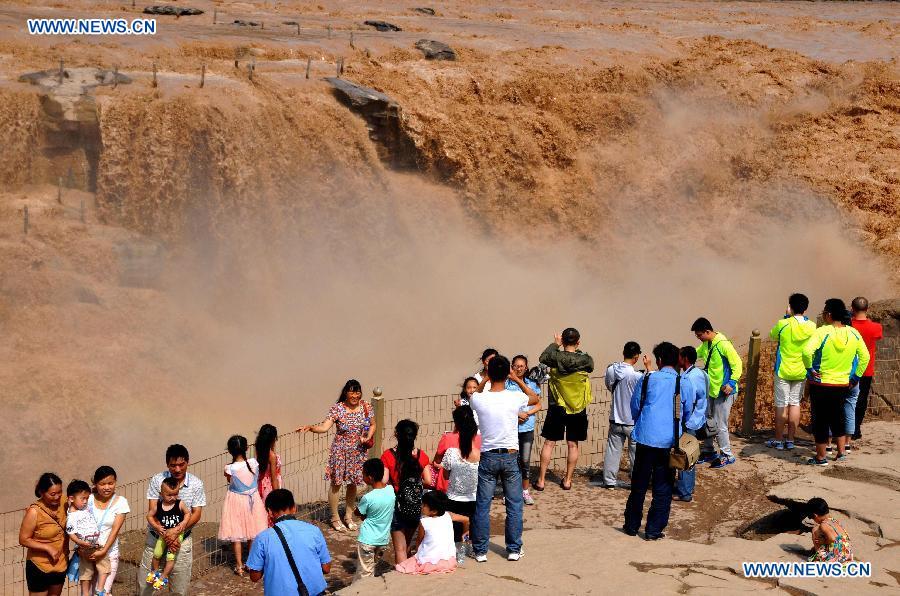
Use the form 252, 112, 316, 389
1, 0, 898, 512
183, 421, 900, 595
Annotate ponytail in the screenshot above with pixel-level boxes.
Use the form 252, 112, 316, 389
453, 406, 478, 459
393, 419, 421, 481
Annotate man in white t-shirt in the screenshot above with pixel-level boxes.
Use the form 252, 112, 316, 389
470, 355, 540, 563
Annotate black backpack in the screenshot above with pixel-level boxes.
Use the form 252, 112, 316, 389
396, 475, 423, 524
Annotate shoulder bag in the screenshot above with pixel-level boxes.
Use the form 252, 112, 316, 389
668, 376, 700, 470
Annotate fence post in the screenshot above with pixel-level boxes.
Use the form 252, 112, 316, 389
152, 62, 158, 87
200, 63, 206, 88
57, 177, 63, 204
305, 57, 311, 79
23, 205, 29, 235
369, 387, 384, 458
742, 329, 762, 436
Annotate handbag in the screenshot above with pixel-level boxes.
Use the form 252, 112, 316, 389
272, 519, 310, 596
668, 376, 700, 470
361, 402, 375, 449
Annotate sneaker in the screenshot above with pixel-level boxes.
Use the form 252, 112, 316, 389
806, 457, 828, 466
784, 441, 795, 450
474, 553, 488, 563
835, 453, 848, 462
644, 532, 665, 541
522, 489, 535, 505
697, 452, 718, 464
775, 442, 785, 451
765, 439, 781, 448
672, 495, 693, 502
507, 548, 524, 561
845, 444, 853, 452
710, 455, 735, 469
622, 526, 638, 536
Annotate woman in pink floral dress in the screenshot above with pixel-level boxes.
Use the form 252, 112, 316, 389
297, 380, 375, 532
254, 424, 282, 526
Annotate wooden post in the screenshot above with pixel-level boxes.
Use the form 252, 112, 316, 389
305, 57, 311, 79
296, 22, 300, 35
200, 63, 206, 88
741, 329, 762, 436
79, 198, 85, 223
58, 60, 64, 84
213, 8, 217, 24
369, 387, 385, 458
337, 57, 343, 77
248, 58, 255, 81
23, 205, 29, 235
152, 62, 158, 87
350, 31, 354, 48
132, 0, 135, 8
66, 165, 73, 188
57, 177, 63, 204
327, 25, 332, 39
113, 65, 119, 89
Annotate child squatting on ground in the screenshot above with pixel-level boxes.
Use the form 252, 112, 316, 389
395, 490, 457, 575
145, 478, 188, 591
807, 497, 854, 563
353, 458, 395, 579
65, 480, 109, 596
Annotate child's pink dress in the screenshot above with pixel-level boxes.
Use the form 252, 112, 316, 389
218, 459, 268, 541
395, 512, 457, 574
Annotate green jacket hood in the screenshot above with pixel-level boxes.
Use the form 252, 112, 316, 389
788, 317, 815, 341
830, 326, 852, 351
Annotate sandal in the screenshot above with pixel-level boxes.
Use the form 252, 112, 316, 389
560, 480, 572, 491
533, 482, 545, 491
233, 566, 245, 577
330, 518, 345, 532
343, 517, 358, 531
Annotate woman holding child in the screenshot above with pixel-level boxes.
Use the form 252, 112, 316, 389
88, 466, 129, 596
297, 379, 376, 532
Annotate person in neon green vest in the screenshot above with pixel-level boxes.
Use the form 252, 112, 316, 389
766, 293, 816, 451
692, 318, 743, 470
534, 328, 593, 491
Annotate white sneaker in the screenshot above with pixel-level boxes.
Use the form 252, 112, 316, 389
507, 548, 524, 561
475, 553, 488, 563
522, 489, 535, 505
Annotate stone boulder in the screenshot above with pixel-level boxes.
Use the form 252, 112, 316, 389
414, 39, 456, 60
363, 20, 402, 32
143, 6, 204, 16
413, 7, 435, 15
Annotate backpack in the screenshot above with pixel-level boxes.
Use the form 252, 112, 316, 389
396, 475, 423, 524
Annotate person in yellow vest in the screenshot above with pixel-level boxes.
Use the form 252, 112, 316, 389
534, 328, 594, 491
692, 318, 743, 469
767, 293, 816, 451
802, 298, 869, 466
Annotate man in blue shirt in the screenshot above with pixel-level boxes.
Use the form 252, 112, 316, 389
623, 342, 697, 540
248, 489, 331, 596
508, 355, 542, 505
673, 346, 709, 503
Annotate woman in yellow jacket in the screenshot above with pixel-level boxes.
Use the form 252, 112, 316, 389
802, 298, 870, 466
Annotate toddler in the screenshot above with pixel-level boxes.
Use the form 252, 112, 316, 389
354, 458, 395, 579
395, 490, 456, 575
807, 497, 853, 563
145, 477, 188, 591
65, 480, 109, 596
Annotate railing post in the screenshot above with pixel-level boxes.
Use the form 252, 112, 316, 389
742, 329, 762, 436
369, 386, 384, 458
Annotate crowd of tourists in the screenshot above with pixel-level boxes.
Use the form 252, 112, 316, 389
18, 296, 883, 595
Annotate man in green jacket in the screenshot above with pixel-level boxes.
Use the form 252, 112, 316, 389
767, 293, 816, 451
801, 298, 869, 466
692, 318, 743, 469
535, 328, 593, 491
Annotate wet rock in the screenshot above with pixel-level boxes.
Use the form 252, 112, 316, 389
413, 7, 435, 15
364, 20, 402, 32
233, 19, 260, 27
325, 78, 417, 169
283, 20, 299, 25
143, 6, 204, 16
414, 39, 456, 60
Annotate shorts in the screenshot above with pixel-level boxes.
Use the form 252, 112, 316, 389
774, 377, 804, 408
390, 508, 419, 532
540, 405, 588, 442
355, 542, 386, 579
809, 384, 848, 444
79, 550, 112, 581
25, 560, 66, 593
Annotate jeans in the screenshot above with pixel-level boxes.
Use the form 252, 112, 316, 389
844, 382, 859, 436
854, 376, 873, 438
472, 451, 523, 555
518, 431, 534, 481
703, 393, 734, 457
674, 429, 696, 500
602, 422, 635, 486
624, 444, 674, 537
